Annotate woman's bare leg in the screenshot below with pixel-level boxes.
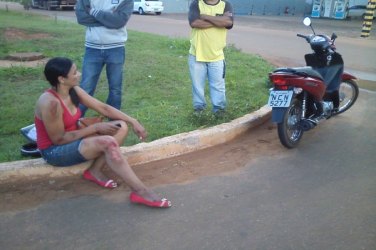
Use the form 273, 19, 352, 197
80, 122, 159, 201
86, 120, 128, 182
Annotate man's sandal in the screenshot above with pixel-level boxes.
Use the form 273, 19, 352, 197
129, 192, 172, 208
83, 170, 118, 189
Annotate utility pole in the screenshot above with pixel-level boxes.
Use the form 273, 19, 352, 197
361, 0, 376, 38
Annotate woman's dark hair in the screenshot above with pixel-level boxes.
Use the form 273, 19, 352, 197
44, 57, 79, 107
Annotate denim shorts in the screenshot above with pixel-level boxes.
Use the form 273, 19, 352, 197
40, 139, 87, 167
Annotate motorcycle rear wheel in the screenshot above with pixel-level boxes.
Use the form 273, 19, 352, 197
333, 79, 359, 115
277, 99, 304, 149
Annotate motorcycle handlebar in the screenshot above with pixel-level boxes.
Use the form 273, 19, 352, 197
297, 34, 310, 42
296, 34, 306, 38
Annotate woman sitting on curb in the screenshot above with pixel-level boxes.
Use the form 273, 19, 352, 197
34, 57, 171, 208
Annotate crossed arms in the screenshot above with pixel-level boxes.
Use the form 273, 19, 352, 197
75, 0, 133, 29
188, 0, 233, 29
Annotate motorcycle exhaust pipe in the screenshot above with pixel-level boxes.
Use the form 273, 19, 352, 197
300, 119, 317, 131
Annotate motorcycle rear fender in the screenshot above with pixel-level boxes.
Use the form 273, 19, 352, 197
271, 107, 288, 123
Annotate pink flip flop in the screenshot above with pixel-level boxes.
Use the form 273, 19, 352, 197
129, 192, 172, 208
83, 170, 118, 189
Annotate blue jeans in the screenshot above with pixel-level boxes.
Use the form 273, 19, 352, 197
40, 139, 87, 167
79, 46, 125, 115
188, 54, 226, 113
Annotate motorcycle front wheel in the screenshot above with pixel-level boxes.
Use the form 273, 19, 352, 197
277, 99, 304, 149
334, 79, 359, 115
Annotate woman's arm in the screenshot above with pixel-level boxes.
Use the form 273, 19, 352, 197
75, 87, 147, 140
38, 93, 97, 145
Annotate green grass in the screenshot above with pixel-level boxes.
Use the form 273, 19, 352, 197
0, 9, 274, 163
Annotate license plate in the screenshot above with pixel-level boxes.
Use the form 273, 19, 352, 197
268, 91, 293, 107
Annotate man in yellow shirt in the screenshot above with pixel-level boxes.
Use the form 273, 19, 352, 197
188, 0, 234, 115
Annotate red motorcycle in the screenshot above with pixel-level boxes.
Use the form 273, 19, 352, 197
268, 17, 359, 148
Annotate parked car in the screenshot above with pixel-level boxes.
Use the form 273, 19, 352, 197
133, 0, 164, 15
347, 5, 376, 19
31, 0, 76, 10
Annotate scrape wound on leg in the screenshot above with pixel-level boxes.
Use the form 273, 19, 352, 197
108, 143, 123, 162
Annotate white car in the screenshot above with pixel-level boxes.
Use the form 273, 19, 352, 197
347, 5, 376, 19
133, 0, 164, 15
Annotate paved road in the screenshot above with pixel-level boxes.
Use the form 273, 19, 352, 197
1, 3, 375, 250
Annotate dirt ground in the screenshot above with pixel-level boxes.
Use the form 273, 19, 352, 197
0, 28, 50, 67
0, 122, 285, 212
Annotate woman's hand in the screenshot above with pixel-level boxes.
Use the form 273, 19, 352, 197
132, 120, 147, 141
93, 122, 120, 136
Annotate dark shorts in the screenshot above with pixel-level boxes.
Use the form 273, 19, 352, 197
40, 139, 87, 167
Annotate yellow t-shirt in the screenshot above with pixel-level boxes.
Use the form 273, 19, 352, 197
189, 0, 229, 62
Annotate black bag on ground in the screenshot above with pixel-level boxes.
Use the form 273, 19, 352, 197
20, 124, 41, 158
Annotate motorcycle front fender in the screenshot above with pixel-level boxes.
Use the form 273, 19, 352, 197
271, 107, 288, 123
342, 71, 357, 81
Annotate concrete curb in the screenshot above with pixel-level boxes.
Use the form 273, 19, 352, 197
0, 105, 271, 181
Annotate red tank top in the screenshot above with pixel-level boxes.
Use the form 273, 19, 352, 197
35, 89, 82, 150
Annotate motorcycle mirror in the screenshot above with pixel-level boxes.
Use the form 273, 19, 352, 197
331, 33, 337, 41
303, 17, 315, 34
303, 17, 311, 26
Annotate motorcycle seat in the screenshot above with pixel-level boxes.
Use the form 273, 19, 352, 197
274, 66, 323, 81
